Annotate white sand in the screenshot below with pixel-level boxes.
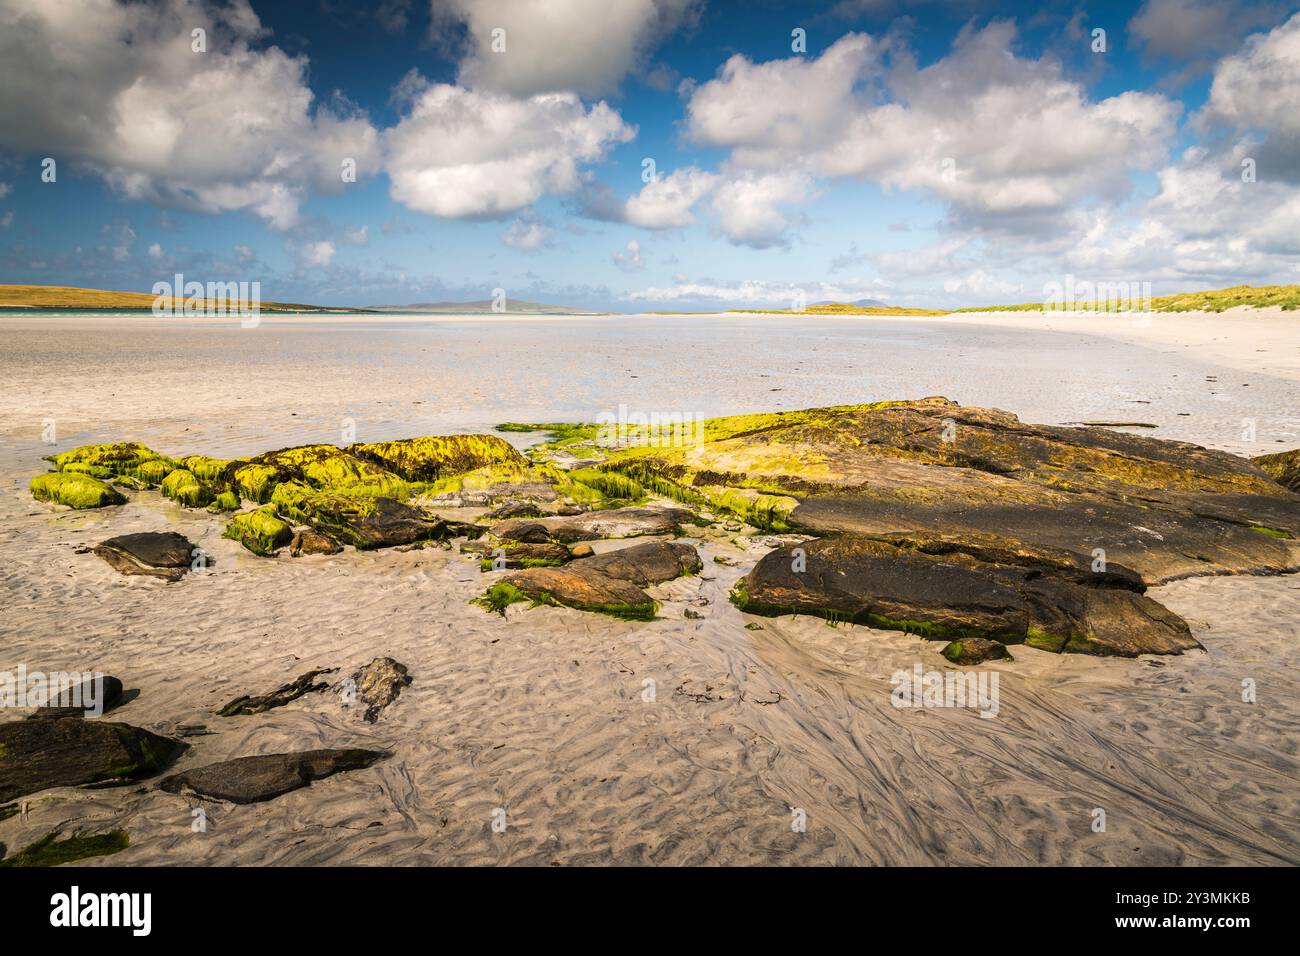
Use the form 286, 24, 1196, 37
0, 309, 1297, 865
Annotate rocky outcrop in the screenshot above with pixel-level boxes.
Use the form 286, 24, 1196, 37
0, 720, 184, 801
490, 506, 694, 544
217, 668, 336, 716
30, 472, 125, 509
344, 657, 411, 723
349, 435, 526, 481
223, 506, 293, 556
1253, 448, 1300, 493
160, 468, 215, 508
157, 748, 388, 804
94, 532, 196, 581
733, 537, 1199, 657
574, 541, 703, 586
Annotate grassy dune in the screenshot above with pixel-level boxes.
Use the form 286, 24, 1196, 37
0, 284, 338, 312
954, 284, 1300, 314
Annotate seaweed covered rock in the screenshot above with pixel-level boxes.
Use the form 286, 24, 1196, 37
272, 486, 460, 549
576, 399, 1299, 583
1253, 448, 1300, 493
207, 490, 241, 512
44, 442, 174, 481
30, 472, 125, 509
573, 540, 703, 586
481, 566, 657, 620
349, 434, 526, 481
470, 540, 572, 570
223, 506, 293, 556
734, 537, 1200, 657
0, 830, 131, 867
290, 528, 342, 556
0, 719, 184, 801
490, 506, 694, 544
94, 531, 197, 581
180, 455, 231, 483
157, 748, 388, 804
941, 638, 1012, 665
160, 468, 215, 508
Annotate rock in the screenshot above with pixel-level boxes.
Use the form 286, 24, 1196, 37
585, 398, 1299, 583
290, 528, 342, 556
30, 472, 125, 509
1253, 448, 1300, 493
160, 468, 215, 508
735, 537, 1200, 657
44, 442, 175, 482
348, 435, 526, 481
0, 830, 130, 867
685, 608, 705, 619
344, 657, 411, 722
484, 500, 544, 520
217, 668, 336, 716
223, 506, 293, 556
272, 488, 450, 550
475, 541, 572, 570
157, 748, 389, 804
207, 490, 241, 512
941, 638, 1012, 665
571, 540, 703, 586
30, 675, 125, 718
94, 532, 196, 581
0, 719, 184, 801
479, 565, 657, 620
568, 543, 595, 558
490, 506, 694, 544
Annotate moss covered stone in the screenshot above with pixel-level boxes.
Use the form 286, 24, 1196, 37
182, 455, 232, 483
352, 434, 526, 481
207, 490, 241, 512
45, 442, 171, 480
30, 472, 126, 508
160, 468, 215, 508
223, 506, 293, 556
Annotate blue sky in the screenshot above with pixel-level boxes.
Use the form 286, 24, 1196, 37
1, 0, 1298, 310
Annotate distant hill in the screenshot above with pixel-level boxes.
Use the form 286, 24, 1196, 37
364, 299, 609, 314
0, 284, 352, 312
811, 298, 887, 308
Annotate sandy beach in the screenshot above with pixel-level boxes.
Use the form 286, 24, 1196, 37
1, 308, 1298, 865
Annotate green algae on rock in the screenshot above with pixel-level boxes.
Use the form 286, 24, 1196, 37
0, 829, 130, 867
942, 638, 1012, 665
350, 434, 526, 481
181, 454, 232, 483
207, 490, 241, 512
223, 506, 293, 556
44, 442, 173, 481
1252, 448, 1300, 493
160, 468, 216, 508
0, 719, 184, 801
30, 471, 126, 508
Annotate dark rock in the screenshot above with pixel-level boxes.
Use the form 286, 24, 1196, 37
30, 675, 124, 719
476, 541, 572, 569
572, 540, 703, 586
735, 537, 1200, 657
157, 748, 388, 804
289, 528, 342, 556
483, 565, 657, 620
490, 506, 694, 544
0, 720, 184, 801
941, 638, 1011, 665
0, 829, 130, 867
217, 668, 336, 716
344, 657, 411, 723
93, 532, 197, 582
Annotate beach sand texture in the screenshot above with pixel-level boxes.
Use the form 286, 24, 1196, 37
1, 310, 1297, 865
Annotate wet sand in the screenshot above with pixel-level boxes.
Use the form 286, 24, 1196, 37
0, 309, 1297, 865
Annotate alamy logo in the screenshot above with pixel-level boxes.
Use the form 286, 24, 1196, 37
595, 404, 705, 453
0, 667, 107, 716
151, 271, 260, 325
890, 663, 999, 718
50, 886, 151, 936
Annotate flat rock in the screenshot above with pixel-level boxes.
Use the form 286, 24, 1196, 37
736, 537, 1200, 657
491, 506, 694, 544
484, 500, 545, 520
30, 675, 124, 719
93, 532, 196, 581
472, 541, 572, 569
571, 540, 703, 586
217, 668, 336, 716
495, 565, 657, 619
157, 748, 388, 804
344, 657, 411, 722
0, 719, 184, 801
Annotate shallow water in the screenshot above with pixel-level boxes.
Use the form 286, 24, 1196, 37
0, 312, 1297, 866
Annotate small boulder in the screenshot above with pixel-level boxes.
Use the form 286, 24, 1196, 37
568, 543, 595, 559
223, 506, 293, 556
0, 719, 184, 801
343, 657, 411, 722
157, 748, 389, 804
30, 675, 125, 719
941, 638, 1011, 665
480, 565, 656, 620
94, 532, 197, 582
477, 541, 572, 570
30, 472, 125, 509
160, 469, 215, 508
572, 540, 703, 586
490, 506, 693, 544
484, 500, 544, 520
290, 528, 342, 556
207, 491, 241, 513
